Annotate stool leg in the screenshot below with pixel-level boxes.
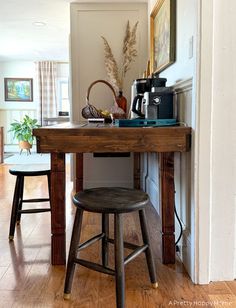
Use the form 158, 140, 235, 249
64, 208, 83, 300
114, 213, 125, 308
139, 209, 158, 288
9, 176, 22, 240
16, 176, 24, 224
102, 213, 109, 267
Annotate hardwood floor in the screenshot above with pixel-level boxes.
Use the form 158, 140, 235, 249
0, 163, 235, 307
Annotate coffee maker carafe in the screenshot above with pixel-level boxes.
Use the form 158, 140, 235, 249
131, 78, 150, 118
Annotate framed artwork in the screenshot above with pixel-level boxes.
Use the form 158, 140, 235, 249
4, 78, 33, 102
150, 0, 176, 74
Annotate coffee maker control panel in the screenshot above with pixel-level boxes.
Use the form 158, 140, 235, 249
144, 90, 173, 120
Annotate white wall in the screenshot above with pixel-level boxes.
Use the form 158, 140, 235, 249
149, 0, 196, 86
0, 61, 38, 110
208, 0, 236, 281
0, 61, 69, 152
191, 0, 236, 284
0, 61, 38, 151
147, 0, 236, 285
154, 0, 236, 284
145, 0, 197, 281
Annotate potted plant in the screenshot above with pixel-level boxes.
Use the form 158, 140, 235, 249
9, 115, 40, 154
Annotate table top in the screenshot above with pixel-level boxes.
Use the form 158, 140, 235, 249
33, 122, 191, 153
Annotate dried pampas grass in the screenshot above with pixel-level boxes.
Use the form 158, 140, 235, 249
122, 21, 138, 78
101, 36, 122, 93
101, 20, 138, 93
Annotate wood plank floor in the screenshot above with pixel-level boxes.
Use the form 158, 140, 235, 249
0, 163, 235, 308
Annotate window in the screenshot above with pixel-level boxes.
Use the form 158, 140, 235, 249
57, 78, 70, 113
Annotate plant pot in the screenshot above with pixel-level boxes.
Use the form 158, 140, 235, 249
19, 141, 32, 150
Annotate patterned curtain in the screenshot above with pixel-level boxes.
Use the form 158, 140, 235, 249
36, 61, 57, 125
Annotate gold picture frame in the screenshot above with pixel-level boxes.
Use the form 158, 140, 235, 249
150, 0, 176, 74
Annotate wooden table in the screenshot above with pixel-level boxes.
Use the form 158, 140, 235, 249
33, 122, 191, 265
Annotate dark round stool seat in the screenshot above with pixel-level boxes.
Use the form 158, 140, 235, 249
73, 187, 149, 213
9, 164, 50, 176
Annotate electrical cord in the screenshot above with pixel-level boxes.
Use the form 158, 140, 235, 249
174, 187, 183, 246
174, 202, 183, 246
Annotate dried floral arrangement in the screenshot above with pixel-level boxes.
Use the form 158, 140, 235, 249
101, 21, 138, 94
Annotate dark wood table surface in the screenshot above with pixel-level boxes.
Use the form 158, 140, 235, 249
33, 122, 191, 265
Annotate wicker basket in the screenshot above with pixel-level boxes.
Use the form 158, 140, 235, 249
82, 79, 125, 120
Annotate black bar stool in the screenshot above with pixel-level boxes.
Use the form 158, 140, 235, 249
8, 164, 51, 241
63, 187, 158, 308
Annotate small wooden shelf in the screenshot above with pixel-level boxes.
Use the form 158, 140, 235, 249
43, 116, 70, 126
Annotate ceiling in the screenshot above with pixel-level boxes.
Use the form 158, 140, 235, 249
0, 0, 147, 62
0, 0, 71, 62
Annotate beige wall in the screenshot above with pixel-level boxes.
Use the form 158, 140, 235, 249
70, 2, 148, 188
70, 2, 148, 121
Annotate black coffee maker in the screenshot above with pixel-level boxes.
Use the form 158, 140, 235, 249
131, 77, 174, 119
143, 78, 174, 119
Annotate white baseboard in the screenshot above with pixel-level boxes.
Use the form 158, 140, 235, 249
176, 230, 194, 281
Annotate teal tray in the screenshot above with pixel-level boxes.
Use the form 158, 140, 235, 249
114, 119, 177, 127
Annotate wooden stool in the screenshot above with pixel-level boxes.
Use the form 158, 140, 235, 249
64, 187, 158, 308
9, 164, 51, 240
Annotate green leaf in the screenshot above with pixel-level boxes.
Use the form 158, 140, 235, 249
9, 115, 39, 144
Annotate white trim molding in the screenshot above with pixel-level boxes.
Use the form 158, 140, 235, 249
173, 78, 193, 94
194, 0, 213, 284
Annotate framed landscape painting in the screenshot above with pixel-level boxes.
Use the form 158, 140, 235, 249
4, 78, 33, 102
150, 0, 176, 74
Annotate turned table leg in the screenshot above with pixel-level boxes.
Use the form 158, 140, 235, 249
159, 152, 175, 264
133, 152, 140, 189
75, 153, 83, 192
50, 153, 66, 265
